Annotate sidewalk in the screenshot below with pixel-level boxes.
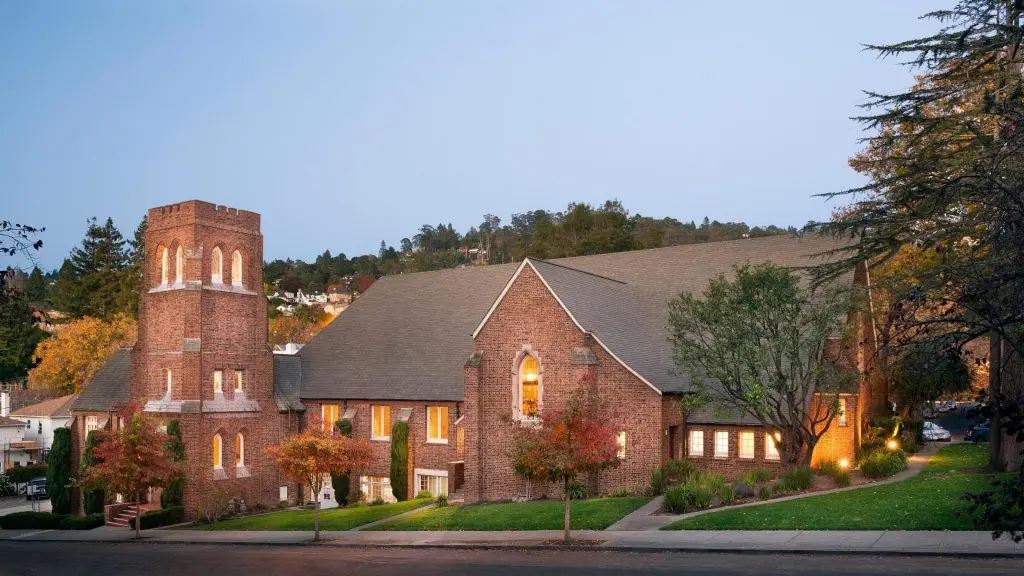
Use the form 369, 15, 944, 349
1, 526, 1021, 557
609, 443, 939, 531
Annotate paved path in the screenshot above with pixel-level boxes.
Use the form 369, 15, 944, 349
608, 443, 940, 531
0, 525, 1021, 556
354, 502, 435, 531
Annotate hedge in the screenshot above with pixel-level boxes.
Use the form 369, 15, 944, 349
57, 514, 105, 530
47, 427, 72, 514
0, 511, 62, 530
6, 464, 47, 485
128, 506, 185, 530
331, 419, 353, 505
390, 420, 409, 502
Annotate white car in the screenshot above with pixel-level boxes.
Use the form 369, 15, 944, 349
923, 421, 951, 442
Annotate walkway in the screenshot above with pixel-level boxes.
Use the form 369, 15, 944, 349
607, 443, 939, 531
0, 525, 1021, 557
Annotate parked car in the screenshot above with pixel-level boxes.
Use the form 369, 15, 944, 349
25, 477, 47, 501
923, 405, 939, 419
937, 400, 957, 413
965, 421, 991, 443
923, 421, 951, 442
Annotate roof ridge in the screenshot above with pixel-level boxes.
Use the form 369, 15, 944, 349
528, 258, 628, 285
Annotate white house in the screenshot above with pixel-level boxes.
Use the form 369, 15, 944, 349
9, 394, 77, 461
0, 415, 31, 472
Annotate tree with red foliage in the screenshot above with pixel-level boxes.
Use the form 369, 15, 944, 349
508, 378, 620, 543
82, 403, 178, 539
267, 430, 373, 541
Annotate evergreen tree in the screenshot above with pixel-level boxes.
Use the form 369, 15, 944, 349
70, 217, 128, 319
160, 420, 186, 508
330, 419, 353, 505
50, 259, 82, 317
81, 431, 105, 515
390, 421, 409, 502
25, 267, 47, 303
0, 287, 48, 382
117, 216, 147, 318
47, 427, 72, 514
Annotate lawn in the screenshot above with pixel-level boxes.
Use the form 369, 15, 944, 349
663, 443, 1002, 531
365, 497, 649, 531
190, 498, 432, 531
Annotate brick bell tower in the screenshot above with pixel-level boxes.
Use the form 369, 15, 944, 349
134, 201, 284, 515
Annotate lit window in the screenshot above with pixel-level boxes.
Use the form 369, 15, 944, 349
232, 250, 243, 287
739, 431, 755, 459
159, 246, 169, 286
518, 354, 540, 418
234, 370, 243, 392
175, 245, 184, 284
213, 434, 223, 468
372, 405, 391, 440
416, 472, 448, 498
211, 247, 223, 284
213, 370, 223, 394
689, 430, 704, 457
360, 476, 395, 503
617, 431, 627, 459
322, 404, 339, 433
427, 406, 449, 443
714, 430, 729, 459
766, 432, 780, 460
457, 427, 465, 456
85, 416, 99, 434
838, 398, 848, 427
164, 368, 173, 397
236, 433, 244, 467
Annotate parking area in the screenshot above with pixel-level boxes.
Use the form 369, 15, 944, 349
0, 495, 51, 516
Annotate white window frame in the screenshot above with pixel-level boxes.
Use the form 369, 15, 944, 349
360, 475, 396, 503
372, 405, 391, 441
838, 398, 848, 427
765, 431, 780, 460
426, 406, 449, 444
714, 430, 729, 459
414, 468, 449, 498
85, 416, 99, 434
738, 431, 755, 460
213, 370, 223, 394
689, 429, 704, 457
616, 431, 627, 459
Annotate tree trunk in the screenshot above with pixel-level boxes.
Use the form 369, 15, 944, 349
563, 477, 571, 544
989, 332, 1004, 472
134, 492, 141, 540
314, 497, 321, 542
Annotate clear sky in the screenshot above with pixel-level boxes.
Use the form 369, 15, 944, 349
2, 1, 940, 271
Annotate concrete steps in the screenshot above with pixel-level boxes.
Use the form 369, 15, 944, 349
107, 506, 139, 528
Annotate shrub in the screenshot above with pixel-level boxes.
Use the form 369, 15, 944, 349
331, 419, 353, 505
815, 459, 841, 477
128, 506, 185, 530
369, 497, 385, 506
46, 427, 72, 515
6, 464, 46, 485
683, 472, 728, 509
757, 485, 771, 499
0, 511, 62, 530
566, 480, 587, 500
81, 431, 106, 515
435, 494, 448, 508
902, 436, 922, 454
197, 486, 232, 523
860, 450, 908, 479
390, 421, 409, 502
661, 459, 696, 485
416, 490, 433, 499
663, 484, 690, 513
57, 514, 105, 530
604, 488, 632, 498
740, 467, 773, 486
777, 467, 814, 492
161, 421, 186, 508
0, 473, 16, 497
833, 469, 852, 488
648, 468, 667, 496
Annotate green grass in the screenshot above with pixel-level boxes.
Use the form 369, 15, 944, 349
663, 444, 1003, 531
366, 497, 649, 531
190, 499, 431, 531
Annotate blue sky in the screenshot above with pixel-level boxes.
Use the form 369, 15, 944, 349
2, 1, 939, 271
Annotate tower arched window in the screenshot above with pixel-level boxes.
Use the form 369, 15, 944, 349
211, 247, 223, 285
231, 250, 243, 287
517, 354, 541, 419
213, 434, 223, 469
175, 245, 184, 284
159, 246, 169, 286
236, 433, 245, 467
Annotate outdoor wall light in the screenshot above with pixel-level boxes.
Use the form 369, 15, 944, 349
838, 458, 850, 469
886, 439, 899, 451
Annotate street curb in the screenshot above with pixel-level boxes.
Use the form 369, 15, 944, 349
3, 538, 1021, 558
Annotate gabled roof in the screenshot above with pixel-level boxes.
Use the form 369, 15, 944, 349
0, 415, 26, 428
11, 393, 78, 419
70, 348, 132, 413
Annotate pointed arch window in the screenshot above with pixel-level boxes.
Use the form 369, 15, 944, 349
159, 246, 169, 286
235, 433, 245, 467
213, 434, 223, 469
211, 247, 223, 284
231, 250, 243, 287
517, 354, 540, 418
175, 246, 184, 284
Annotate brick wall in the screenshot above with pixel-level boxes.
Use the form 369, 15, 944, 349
811, 394, 859, 466
684, 425, 785, 478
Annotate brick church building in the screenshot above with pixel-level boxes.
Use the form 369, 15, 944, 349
71, 200, 884, 517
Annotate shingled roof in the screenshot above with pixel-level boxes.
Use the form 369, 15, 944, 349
12, 393, 78, 418
70, 348, 132, 413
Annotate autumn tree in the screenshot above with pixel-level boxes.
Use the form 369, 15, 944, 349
29, 314, 136, 394
83, 403, 178, 539
668, 264, 860, 467
267, 431, 373, 541
508, 380, 620, 543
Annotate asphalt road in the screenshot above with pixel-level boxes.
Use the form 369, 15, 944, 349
1, 542, 1022, 576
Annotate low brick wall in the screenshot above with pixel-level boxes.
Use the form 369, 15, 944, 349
104, 503, 131, 524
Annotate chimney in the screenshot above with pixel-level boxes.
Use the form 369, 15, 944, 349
1, 392, 9, 417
